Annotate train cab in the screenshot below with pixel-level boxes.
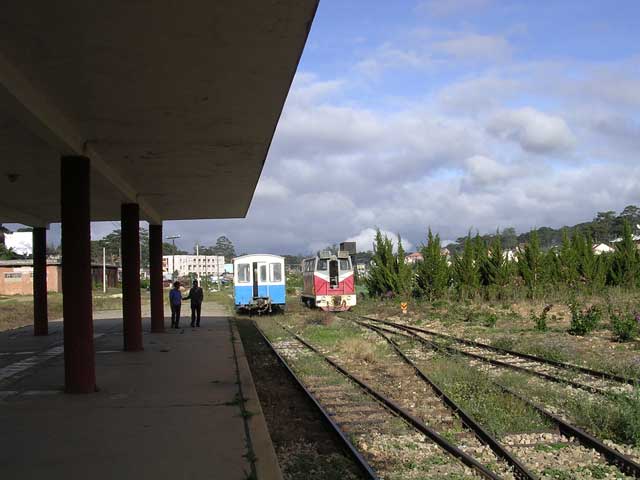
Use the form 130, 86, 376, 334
233, 254, 286, 313
301, 250, 356, 311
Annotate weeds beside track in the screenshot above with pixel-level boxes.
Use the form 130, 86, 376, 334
344, 313, 640, 478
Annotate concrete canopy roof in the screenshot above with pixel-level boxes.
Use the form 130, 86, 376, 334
0, 1, 318, 226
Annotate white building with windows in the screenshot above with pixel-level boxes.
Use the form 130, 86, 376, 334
163, 255, 225, 279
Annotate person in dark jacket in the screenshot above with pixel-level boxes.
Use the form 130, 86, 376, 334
184, 279, 204, 327
169, 281, 182, 328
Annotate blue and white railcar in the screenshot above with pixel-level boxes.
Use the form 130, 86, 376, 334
233, 254, 286, 313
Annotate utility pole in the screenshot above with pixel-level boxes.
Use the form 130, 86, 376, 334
196, 241, 200, 284
166, 234, 181, 280
102, 247, 106, 293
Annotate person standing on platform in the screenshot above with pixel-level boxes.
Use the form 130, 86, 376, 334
169, 281, 183, 328
184, 279, 204, 327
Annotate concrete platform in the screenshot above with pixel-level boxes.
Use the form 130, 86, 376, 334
0, 303, 281, 480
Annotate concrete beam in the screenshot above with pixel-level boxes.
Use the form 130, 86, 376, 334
0, 51, 161, 224
0, 201, 49, 228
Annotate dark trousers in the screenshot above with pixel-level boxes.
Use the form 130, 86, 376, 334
191, 304, 202, 326
171, 304, 181, 327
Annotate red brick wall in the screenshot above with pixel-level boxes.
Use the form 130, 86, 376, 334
0, 266, 62, 295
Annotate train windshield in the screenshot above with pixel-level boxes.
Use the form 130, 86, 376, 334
329, 260, 339, 288
237, 264, 250, 283
270, 263, 282, 282
317, 259, 328, 271
339, 258, 351, 271
259, 265, 267, 282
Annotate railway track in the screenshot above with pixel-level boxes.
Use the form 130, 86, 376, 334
351, 313, 636, 397
253, 322, 379, 480
259, 320, 514, 479
344, 313, 640, 478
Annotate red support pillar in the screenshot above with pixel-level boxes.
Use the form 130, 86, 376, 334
121, 203, 143, 351
149, 223, 165, 333
61, 156, 95, 393
33, 227, 48, 336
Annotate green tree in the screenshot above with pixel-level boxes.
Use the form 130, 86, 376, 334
163, 242, 187, 255
610, 220, 640, 287
572, 231, 607, 290
501, 227, 518, 250
557, 229, 578, 284
365, 230, 397, 297
139, 228, 149, 269
415, 229, 450, 300
452, 235, 479, 299
484, 233, 512, 290
211, 235, 236, 263
395, 236, 413, 296
0, 243, 21, 260
592, 211, 616, 242
517, 230, 544, 299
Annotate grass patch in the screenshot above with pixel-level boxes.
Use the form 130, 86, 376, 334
414, 352, 551, 438
497, 371, 640, 447
337, 336, 382, 364
300, 321, 363, 348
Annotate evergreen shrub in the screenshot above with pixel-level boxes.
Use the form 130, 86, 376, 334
611, 313, 639, 342
568, 304, 601, 336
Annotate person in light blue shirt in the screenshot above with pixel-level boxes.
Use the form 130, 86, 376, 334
169, 281, 183, 328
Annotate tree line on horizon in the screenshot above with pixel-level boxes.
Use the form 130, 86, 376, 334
445, 205, 640, 255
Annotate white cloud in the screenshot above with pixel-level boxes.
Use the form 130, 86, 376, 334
462, 155, 516, 188
436, 75, 520, 113
487, 107, 575, 154
346, 228, 414, 253
355, 43, 433, 76
254, 177, 289, 199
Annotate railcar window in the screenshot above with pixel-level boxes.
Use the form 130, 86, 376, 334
270, 263, 282, 282
237, 264, 250, 283
259, 265, 267, 282
317, 259, 328, 271
339, 259, 351, 271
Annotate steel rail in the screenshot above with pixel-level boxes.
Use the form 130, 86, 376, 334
351, 316, 640, 478
252, 321, 380, 480
354, 314, 611, 396
275, 322, 505, 480
356, 313, 637, 386
493, 383, 640, 478
358, 320, 538, 480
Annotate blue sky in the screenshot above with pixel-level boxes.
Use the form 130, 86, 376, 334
8, 0, 640, 254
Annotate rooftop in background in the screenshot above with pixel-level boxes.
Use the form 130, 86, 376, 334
0, 1, 318, 226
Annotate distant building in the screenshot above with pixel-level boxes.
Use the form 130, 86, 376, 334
4, 231, 33, 256
504, 249, 518, 262
0, 260, 117, 295
592, 243, 615, 255
355, 263, 369, 277
610, 235, 640, 250
162, 255, 225, 278
405, 252, 423, 264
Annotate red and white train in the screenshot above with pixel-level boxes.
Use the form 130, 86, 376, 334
301, 250, 356, 311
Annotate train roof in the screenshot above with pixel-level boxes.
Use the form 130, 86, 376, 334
304, 250, 351, 261
233, 254, 285, 263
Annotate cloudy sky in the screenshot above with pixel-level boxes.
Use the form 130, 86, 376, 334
14, 0, 640, 254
